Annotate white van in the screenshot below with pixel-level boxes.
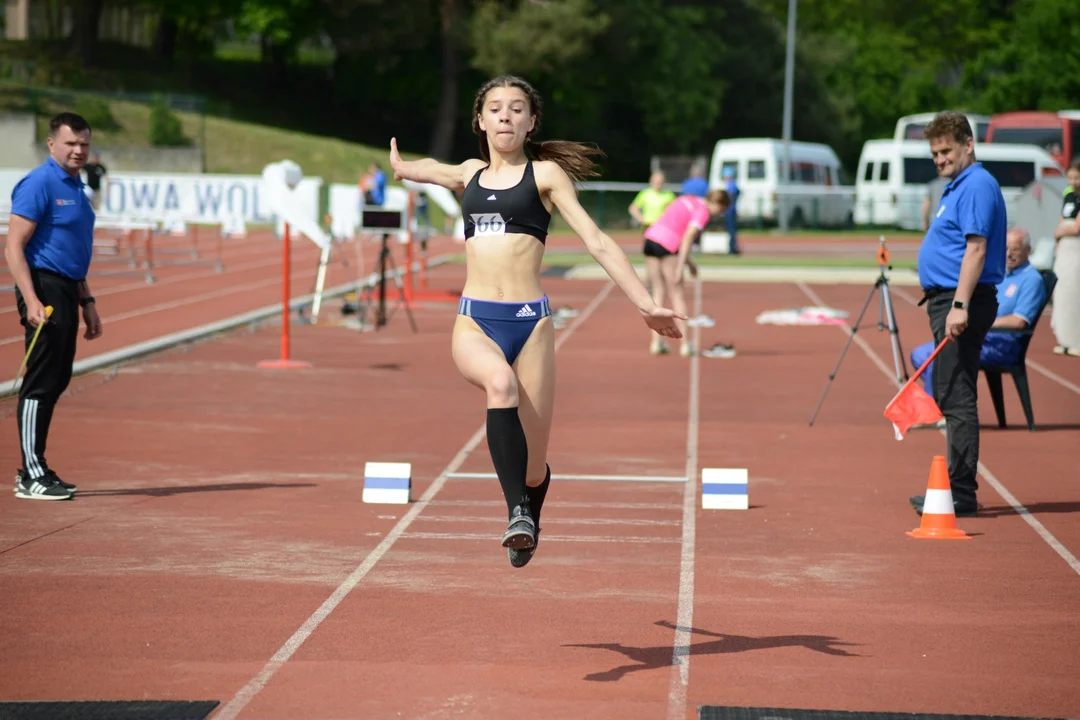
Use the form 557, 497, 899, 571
894, 112, 991, 143
708, 138, 855, 228
854, 139, 1064, 230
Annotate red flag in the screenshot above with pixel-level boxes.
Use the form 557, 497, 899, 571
883, 338, 949, 440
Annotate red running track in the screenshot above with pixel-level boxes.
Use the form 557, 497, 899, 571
0, 264, 1078, 720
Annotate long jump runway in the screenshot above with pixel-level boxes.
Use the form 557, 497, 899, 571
0, 266, 1078, 720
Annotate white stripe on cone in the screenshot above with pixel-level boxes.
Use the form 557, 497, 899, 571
923, 487, 955, 515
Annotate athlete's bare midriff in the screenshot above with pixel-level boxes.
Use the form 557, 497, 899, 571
461, 232, 547, 302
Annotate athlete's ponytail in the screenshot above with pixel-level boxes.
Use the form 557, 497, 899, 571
472, 75, 605, 184
525, 138, 604, 183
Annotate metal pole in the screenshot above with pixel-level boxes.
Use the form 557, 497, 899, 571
780, 0, 797, 231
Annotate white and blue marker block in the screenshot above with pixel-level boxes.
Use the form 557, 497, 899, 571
701, 468, 749, 510
363, 462, 412, 504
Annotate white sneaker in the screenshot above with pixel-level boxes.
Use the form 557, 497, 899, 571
687, 314, 715, 328
650, 340, 670, 355
701, 343, 736, 359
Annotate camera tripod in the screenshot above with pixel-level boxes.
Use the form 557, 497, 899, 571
808, 236, 909, 426
357, 232, 418, 333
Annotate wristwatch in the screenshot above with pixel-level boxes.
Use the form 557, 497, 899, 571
953, 300, 968, 310
79, 296, 95, 308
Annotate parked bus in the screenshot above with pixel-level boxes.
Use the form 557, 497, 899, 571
986, 111, 1080, 170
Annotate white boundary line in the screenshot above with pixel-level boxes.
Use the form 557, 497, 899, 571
796, 282, 1080, 578
447, 472, 686, 483
400, 531, 681, 544
1025, 359, 1080, 396
212, 280, 616, 720
667, 273, 702, 720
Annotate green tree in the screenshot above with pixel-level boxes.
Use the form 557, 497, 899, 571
968, 0, 1080, 112
468, 0, 610, 78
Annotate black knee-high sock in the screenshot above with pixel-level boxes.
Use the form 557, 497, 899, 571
487, 407, 529, 519
527, 464, 551, 527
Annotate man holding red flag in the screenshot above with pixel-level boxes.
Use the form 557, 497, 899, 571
908, 111, 1007, 519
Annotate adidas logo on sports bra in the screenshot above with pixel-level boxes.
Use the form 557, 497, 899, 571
516, 304, 536, 318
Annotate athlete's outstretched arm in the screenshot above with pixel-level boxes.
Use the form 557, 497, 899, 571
389, 138, 481, 193
542, 163, 684, 335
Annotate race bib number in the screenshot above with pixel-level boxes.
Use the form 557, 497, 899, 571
471, 213, 506, 236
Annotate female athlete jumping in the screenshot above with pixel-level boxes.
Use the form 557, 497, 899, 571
388, 75, 684, 567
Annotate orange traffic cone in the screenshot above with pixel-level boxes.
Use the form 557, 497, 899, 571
906, 455, 971, 540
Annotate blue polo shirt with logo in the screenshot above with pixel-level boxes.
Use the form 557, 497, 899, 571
10, 157, 95, 281
917, 161, 1006, 291
996, 261, 1046, 325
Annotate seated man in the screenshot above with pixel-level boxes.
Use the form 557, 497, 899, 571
911, 226, 1047, 396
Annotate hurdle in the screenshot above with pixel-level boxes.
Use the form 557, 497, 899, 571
92, 218, 158, 283
256, 221, 312, 370
146, 217, 227, 273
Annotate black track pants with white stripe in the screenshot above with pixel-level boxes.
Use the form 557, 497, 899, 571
14, 269, 79, 480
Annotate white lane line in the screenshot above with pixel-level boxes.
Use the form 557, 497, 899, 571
447, 472, 686, 483
667, 273, 702, 720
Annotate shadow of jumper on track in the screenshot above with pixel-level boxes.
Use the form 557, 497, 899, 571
562, 620, 860, 682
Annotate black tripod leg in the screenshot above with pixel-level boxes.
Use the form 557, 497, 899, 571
377, 238, 389, 328
381, 242, 419, 333
808, 280, 880, 426
879, 279, 909, 383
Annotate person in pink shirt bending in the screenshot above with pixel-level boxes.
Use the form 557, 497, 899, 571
643, 188, 729, 356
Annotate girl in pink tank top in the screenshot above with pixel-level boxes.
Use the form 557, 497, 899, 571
641, 189, 730, 356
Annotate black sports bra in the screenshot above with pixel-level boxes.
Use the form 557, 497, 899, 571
461, 161, 551, 244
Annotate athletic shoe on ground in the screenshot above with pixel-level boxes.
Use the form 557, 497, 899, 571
701, 343, 737, 359
650, 339, 670, 356
687, 314, 715, 328
15, 475, 73, 501
501, 504, 536, 550
48, 471, 77, 493
15, 469, 76, 494
509, 527, 540, 568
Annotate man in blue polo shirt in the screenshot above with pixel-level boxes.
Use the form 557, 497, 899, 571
910, 110, 1006, 519
4, 112, 103, 501
910, 227, 1046, 395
